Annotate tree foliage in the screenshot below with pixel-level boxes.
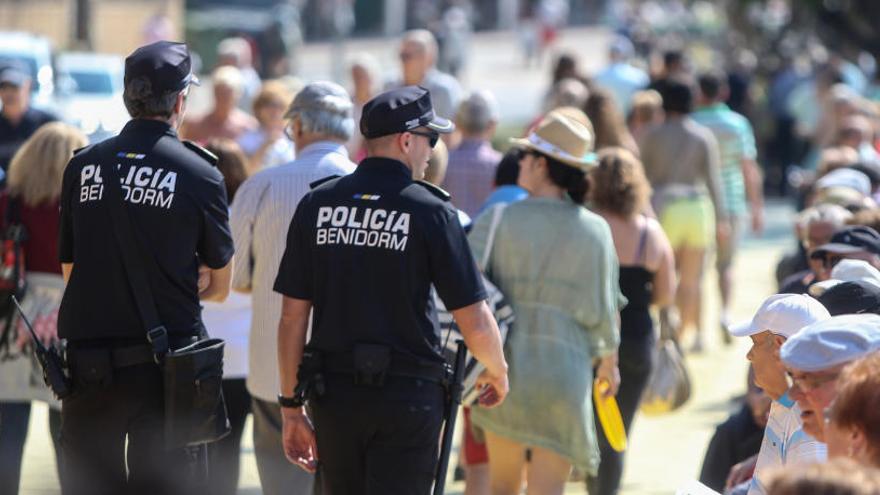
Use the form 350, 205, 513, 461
728, 0, 880, 59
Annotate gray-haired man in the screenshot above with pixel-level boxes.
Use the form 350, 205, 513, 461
230, 81, 356, 494
444, 90, 502, 217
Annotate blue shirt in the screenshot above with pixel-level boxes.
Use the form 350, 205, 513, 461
691, 103, 757, 217
476, 185, 528, 217
593, 62, 650, 114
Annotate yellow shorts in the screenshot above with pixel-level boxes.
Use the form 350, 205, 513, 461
659, 196, 715, 250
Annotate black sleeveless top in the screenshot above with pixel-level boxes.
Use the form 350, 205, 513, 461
618, 218, 655, 340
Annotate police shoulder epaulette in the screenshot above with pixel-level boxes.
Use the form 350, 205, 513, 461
72, 144, 97, 157
310, 175, 342, 189
182, 140, 219, 166
415, 180, 451, 201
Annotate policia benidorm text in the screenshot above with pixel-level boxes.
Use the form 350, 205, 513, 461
56, 41, 234, 495
274, 86, 510, 493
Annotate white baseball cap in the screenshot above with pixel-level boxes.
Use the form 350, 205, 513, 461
729, 293, 831, 339
809, 259, 880, 297
780, 313, 880, 372
815, 168, 871, 196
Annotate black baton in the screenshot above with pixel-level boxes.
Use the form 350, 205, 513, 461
434, 338, 467, 495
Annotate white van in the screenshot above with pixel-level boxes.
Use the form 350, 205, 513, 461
0, 31, 55, 110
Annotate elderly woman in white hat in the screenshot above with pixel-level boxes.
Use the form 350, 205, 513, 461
467, 110, 621, 494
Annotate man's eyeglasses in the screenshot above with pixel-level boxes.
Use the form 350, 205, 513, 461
409, 130, 439, 148
786, 370, 841, 394
823, 254, 845, 269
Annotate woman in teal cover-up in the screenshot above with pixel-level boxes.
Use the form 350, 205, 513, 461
468, 110, 621, 494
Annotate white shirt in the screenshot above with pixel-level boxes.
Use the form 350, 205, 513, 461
202, 291, 252, 379
387, 69, 462, 120
230, 141, 356, 402
748, 392, 827, 494
237, 128, 296, 170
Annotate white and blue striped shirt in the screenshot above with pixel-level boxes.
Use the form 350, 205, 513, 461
748, 392, 827, 494
230, 141, 356, 402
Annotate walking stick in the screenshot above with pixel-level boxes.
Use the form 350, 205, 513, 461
434, 339, 467, 495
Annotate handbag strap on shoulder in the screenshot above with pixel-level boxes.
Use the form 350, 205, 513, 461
96, 142, 168, 357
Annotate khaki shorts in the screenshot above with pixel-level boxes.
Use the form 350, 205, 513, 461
659, 196, 715, 250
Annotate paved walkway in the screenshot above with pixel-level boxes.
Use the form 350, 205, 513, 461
187, 25, 613, 124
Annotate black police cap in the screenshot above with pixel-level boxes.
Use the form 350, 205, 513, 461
0, 60, 30, 87
359, 86, 454, 139
124, 41, 199, 96
811, 226, 880, 259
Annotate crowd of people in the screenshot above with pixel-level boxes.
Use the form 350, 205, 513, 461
4, 8, 880, 494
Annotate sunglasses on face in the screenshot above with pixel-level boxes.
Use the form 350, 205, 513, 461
409, 130, 439, 148
823, 254, 845, 269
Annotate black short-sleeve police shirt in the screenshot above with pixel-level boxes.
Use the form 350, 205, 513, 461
58, 119, 234, 342
274, 157, 486, 363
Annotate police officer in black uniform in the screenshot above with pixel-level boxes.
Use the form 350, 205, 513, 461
57, 41, 234, 495
274, 86, 509, 493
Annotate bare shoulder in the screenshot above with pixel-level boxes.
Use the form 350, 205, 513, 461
643, 216, 672, 269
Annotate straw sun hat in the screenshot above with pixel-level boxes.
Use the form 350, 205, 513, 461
510, 111, 597, 172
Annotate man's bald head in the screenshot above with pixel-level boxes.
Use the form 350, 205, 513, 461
399, 30, 438, 85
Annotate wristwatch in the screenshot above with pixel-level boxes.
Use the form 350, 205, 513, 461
278, 393, 305, 409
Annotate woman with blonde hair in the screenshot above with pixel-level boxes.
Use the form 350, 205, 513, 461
346, 53, 383, 160
584, 88, 640, 155
587, 147, 676, 495
627, 89, 663, 141
237, 79, 295, 173
0, 122, 87, 493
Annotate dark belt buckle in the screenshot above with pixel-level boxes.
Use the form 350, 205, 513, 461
353, 344, 391, 387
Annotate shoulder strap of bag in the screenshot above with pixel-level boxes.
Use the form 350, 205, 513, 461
96, 142, 169, 357
4, 195, 19, 227
0, 192, 23, 349
480, 204, 506, 271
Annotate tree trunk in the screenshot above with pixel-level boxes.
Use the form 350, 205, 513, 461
75, 0, 92, 50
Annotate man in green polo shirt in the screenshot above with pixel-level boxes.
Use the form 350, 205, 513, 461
693, 71, 764, 342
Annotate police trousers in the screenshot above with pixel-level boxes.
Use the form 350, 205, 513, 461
60, 360, 188, 495
311, 373, 445, 495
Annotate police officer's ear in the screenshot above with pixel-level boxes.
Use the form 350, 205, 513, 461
398, 132, 412, 153
174, 92, 186, 113
169, 91, 188, 129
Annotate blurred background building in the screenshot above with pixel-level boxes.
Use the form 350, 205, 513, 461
0, 0, 184, 55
